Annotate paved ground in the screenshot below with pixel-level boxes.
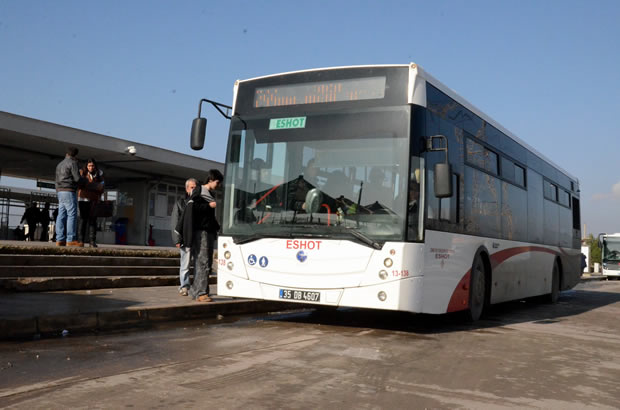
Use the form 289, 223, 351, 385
0, 285, 231, 319
0, 285, 295, 339
1, 280, 619, 409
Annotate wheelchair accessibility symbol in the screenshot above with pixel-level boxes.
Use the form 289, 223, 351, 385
248, 254, 257, 265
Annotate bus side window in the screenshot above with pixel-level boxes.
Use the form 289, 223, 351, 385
572, 197, 580, 231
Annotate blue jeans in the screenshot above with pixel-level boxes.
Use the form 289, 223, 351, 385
179, 246, 192, 289
56, 191, 78, 242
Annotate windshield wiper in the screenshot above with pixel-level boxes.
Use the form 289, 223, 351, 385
233, 233, 268, 245
233, 227, 382, 250
343, 227, 383, 250
233, 231, 298, 244
287, 224, 383, 249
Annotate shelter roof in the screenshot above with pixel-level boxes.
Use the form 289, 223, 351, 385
0, 111, 222, 187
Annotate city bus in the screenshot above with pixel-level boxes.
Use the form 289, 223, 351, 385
190, 63, 582, 321
599, 233, 620, 278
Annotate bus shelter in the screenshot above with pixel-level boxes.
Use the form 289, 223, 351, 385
0, 111, 223, 246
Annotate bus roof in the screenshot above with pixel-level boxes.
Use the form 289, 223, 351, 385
236, 63, 578, 183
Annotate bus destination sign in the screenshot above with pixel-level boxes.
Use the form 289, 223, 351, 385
254, 76, 386, 108
269, 116, 307, 130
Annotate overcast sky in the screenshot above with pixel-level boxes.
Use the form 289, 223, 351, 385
1, 0, 619, 236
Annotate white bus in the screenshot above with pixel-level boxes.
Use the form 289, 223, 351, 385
191, 63, 582, 321
599, 233, 620, 278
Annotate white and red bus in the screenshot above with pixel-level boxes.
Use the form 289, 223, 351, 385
599, 233, 620, 277
191, 63, 582, 320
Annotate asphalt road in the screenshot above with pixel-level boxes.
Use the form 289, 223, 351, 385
1, 280, 620, 409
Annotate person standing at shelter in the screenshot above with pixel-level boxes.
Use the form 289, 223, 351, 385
171, 178, 198, 296
51, 207, 58, 242
200, 169, 223, 277
55, 147, 82, 246
20, 203, 39, 241
77, 158, 105, 247
177, 169, 223, 302
39, 202, 51, 242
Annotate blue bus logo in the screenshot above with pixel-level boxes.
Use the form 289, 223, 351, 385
296, 250, 307, 262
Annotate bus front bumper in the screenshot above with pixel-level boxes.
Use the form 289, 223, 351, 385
217, 271, 424, 313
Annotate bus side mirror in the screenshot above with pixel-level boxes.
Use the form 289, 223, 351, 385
191, 98, 232, 151
190, 117, 207, 150
427, 134, 452, 198
434, 162, 453, 198
598, 233, 605, 250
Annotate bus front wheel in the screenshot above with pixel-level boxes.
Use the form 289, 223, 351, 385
466, 254, 487, 322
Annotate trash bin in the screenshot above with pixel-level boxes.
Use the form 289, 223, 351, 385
114, 217, 129, 245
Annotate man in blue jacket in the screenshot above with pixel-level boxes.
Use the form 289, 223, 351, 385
55, 147, 82, 246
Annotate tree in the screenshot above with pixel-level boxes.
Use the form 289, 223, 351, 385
585, 233, 601, 266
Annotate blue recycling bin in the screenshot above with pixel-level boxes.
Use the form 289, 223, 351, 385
114, 217, 129, 245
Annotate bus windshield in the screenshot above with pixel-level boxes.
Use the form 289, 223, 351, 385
603, 239, 620, 262
221, 106, 417, 246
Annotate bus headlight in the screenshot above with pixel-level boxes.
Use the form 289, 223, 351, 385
224, 251, 231, 259
378, 291, 387, 302
379, 270, 388, 280
227, 262, 234, 270
384, 258, 393, 268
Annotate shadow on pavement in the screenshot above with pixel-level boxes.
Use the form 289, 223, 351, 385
0, 291, 141, 319
267, 285, 620, 335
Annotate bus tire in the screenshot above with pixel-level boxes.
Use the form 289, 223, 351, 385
466, 253, 487, 322
546, 259, 561, 304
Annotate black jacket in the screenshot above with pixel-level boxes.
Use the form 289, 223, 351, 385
20, 207, 40, 224
175, 189, 219, 247
55, 156, 81, 191
171, 196, 188, 244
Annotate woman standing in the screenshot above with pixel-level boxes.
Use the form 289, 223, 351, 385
78, 158, 104, 247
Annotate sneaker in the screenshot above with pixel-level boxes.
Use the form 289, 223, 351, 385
179, 287, 188, 296
67, 241, 84, 247
197, 295, 212, 302
89, 242, 98, 248
56, 241, 66, 247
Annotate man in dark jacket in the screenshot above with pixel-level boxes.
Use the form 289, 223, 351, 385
39, 202, 51, 242
20, 203, 40, 241
55, 147, 82, 246
178, 169, 223, 302
171, 178, 198, 296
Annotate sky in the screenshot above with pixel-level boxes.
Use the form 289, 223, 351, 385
1, 0, 619, 236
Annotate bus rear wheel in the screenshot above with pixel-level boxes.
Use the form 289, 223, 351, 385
545, 259, 560, 304
466, 254, 487, 322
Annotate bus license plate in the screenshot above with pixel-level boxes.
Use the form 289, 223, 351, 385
279, 289, 320, 302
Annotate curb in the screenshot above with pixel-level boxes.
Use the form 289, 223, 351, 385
0, 244, 179, 258
0, 275, 216, 292
0, 299, 297, 340
580, 275, 608, 282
